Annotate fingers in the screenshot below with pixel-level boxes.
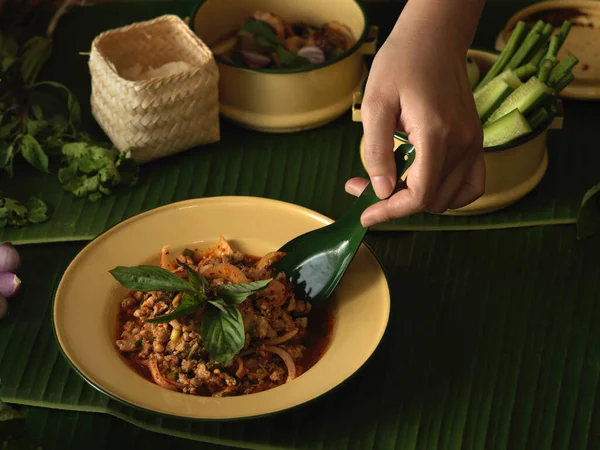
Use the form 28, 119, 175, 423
345, 178, 370, 197
427, 150, 481, 213
359, 128, 448, 225
361, 87, 399, 199
360, 188, 424, 227
448, 152, 486, 210
360, 137, 485, 226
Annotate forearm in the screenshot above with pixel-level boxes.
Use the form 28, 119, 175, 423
390, 0, 486, 53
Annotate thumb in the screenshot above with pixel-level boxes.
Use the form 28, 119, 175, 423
361, 90, 399, 199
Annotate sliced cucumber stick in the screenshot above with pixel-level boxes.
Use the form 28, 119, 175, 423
483, 108, 532, 148
485, 76, 552, 125
475, 80, 514, 123
473, 70, 521, 100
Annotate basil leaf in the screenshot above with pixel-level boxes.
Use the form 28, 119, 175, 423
201, 303, 245, 365
208, 297, 228, 313
217, 278, 273, 304
19, 134, 49, 173
26, 119, 48, 138
146, 293, 203, 324
255, 36, 278, 51
109, 265, 192, 292
577, 183, 600, 240
1, 54, 15, 72
32, 104, 44, 120
178, 262, 208, 296
26, 197, 48, 224
277, 46, 311, 68
30, 81, 81, 129
0, 121, 19, 140
0, 141, 14, 169
242, 19, 280, 47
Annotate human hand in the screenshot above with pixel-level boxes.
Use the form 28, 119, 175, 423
346, 0, 486, 227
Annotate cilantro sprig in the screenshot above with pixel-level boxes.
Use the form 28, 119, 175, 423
0, 196, 48, 228
109, 262, 272, 365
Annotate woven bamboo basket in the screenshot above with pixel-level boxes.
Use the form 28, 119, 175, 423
89, 15, 220, 164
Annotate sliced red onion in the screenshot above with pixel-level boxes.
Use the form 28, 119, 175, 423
240, 50, 271, 68
0, 295, 7, 320
147, 357, 183, 391
297, 46, 325, 65
0, 243, 20, 273
262, 328, 298, 346
0, 273, 21, 298
263, 345, 296, 382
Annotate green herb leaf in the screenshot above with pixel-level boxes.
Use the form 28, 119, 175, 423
0, 34, 18, 72
0, 197, 28, 227
0, 120, 19, 140
178, 262, 208, 295
201, 303, 245, 365
255, 36, 278, 50
26, 119, 48, 138
26, 197, 48, 224
20, 36, 52, 85
276, 46, 311, 68
242, 19, 281, 47
29, 81, 81, 129
216, 278, 273, 304
19, 134, 49, 173
109, 265, 192, 292
208, 297, 228, 313
182, 248, 195, 258
0, 141, 14, 169
577, 183, 600, 240
32, 104, 44, 120
116, 149, 139, 186
0, 195, 49, 228
60, 142, 138, 201
0, 399, 29, 444
146, 293, 203, 324
1, 54, 15, 72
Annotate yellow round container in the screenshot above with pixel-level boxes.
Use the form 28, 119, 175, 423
352, 49, 563, 216
190, 0, 378, 133
494, 0, 600, 100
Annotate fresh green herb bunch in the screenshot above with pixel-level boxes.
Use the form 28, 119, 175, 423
110, 261, 272, 365
0, 5, 140, 224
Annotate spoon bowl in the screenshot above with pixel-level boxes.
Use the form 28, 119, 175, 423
272, 143, 415, 305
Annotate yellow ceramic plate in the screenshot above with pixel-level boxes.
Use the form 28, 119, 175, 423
53, 197, 390, 420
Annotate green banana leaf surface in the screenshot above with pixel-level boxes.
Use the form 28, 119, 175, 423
0, 1, 597, 244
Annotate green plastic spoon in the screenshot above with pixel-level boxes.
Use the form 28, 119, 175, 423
272, 141, 415, 305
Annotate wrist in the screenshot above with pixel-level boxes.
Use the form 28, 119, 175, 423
394, 0, 485, 53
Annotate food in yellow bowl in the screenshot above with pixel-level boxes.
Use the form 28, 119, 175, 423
471, 18, 578, 148
112, 237, 333, 397
213, 10, 355, 70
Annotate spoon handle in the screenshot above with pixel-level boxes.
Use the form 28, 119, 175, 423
346, 143, 416, 219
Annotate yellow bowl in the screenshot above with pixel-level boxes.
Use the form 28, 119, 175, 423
352, 49, 563, 216
494, 0, 600, 100
52, 197, 390, 420
190, 0, 378, 133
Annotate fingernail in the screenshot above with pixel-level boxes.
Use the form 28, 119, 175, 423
361, 212, 376, 228
345, 184, 359, 196
372, 176, 392, 199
